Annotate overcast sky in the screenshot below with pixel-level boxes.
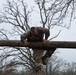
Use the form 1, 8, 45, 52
52, 19, 76, 63
0, 0, 76, 63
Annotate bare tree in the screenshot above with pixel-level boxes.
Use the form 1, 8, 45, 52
35, 0, 75, 29
0, 0, 35, 73
61, 62, 76, 75
0, 0, 75, 75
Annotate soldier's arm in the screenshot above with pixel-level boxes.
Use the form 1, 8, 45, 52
20, 31, 29, 43
41, 28, 50, 40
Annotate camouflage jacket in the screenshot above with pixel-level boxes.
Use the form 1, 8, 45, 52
21, 27, 50, 42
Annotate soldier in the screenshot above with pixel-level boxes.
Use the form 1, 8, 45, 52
20, 27, 56, 73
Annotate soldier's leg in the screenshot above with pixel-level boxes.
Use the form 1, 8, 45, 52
45, 48, 56, 57
42, 48, 56, 65
33, 49, 44, 75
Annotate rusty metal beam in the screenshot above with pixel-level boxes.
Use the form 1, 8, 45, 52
0, 40, 76, 49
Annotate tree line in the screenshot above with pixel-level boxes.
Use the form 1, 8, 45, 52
0, 55, 76, 75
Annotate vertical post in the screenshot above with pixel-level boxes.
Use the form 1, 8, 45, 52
46, 63, 49, 75
36, 69, 42, 75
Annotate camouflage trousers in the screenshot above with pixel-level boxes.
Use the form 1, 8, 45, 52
32, 48, 56, 75
33, 49, 44, 75
33, 49, 43, 68
32, 48, 56, 70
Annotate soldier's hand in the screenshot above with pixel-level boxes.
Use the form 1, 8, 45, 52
24, 40, 29, 45
43, 40, 49, 44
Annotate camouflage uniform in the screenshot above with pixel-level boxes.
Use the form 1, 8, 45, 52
20, 27, 55, 73
21, 27, 50, 42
